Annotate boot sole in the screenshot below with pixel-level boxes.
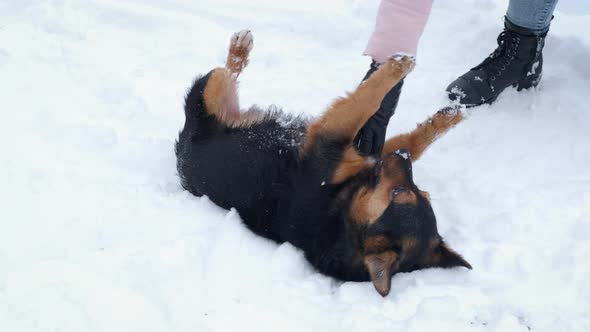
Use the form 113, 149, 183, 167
456, 77, 541, 108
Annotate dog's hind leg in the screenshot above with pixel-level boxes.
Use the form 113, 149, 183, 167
305, 56, 415, 151
381, 107, 464, 161
199, 30, 260, 127
201, 68, 240, 124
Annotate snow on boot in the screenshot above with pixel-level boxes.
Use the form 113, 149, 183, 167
355, 60, 404, 156
446, 18, 547, 106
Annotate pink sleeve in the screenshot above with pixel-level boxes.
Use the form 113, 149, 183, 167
364, 0, 433, 64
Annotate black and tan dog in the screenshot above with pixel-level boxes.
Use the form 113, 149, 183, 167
176, 30, 471, 296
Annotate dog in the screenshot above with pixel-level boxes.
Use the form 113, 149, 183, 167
175, 30, 471, 296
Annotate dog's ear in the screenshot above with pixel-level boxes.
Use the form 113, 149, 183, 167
364, 251, 398, 297
424, 240, 472, 270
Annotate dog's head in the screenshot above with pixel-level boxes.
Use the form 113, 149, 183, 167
342, 149, 471, 296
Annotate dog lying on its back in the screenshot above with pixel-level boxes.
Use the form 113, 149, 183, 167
175, 30, 471, 296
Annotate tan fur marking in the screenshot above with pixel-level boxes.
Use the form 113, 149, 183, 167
350, 190, 368, 223
203, 68, 239, 121
364, 235, 391, 254
350, 154, 414, 225
382, 107, 464, 161
366, 187, 390, 220
351, 184, 390, 224
393, 190, 417, 205
202, 68, 267, 128
332, 147, 373, 184
305, 57, 415, 151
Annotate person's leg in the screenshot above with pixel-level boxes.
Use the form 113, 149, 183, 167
357, 0, 432, 156
446, 0, 559, 106
506, 0, 559, 35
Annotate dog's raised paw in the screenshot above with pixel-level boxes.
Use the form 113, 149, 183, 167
226, 30, 254, 76
431, 106, 464, 127
387, 53, 416, 77
230, 30, 254, 53
436, 106, 463, 117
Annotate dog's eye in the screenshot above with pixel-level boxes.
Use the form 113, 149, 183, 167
391, 186, 408, 196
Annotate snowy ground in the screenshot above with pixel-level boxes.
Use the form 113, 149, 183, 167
1, 0, 590, 331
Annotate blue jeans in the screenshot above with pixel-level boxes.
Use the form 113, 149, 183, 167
507, 0, 559, 34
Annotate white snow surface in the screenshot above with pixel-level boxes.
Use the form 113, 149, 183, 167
2, 0, 590, 331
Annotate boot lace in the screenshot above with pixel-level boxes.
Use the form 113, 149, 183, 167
473, 30, 520, 81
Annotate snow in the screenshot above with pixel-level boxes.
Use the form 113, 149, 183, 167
528, 60, 540, 77
1, 0, 590, 331
450, 86, 467, 99
395, 149, 410, 160
391, 52, 416, 62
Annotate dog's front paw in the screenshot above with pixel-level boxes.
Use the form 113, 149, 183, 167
385, 53, 416, 77
430, 106, 464, 128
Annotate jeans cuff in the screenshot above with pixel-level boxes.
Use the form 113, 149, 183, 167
505, 15, 550, 36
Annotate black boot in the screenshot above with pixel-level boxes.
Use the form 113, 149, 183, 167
355, 60, 404, 156
446, 18, 547, 106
